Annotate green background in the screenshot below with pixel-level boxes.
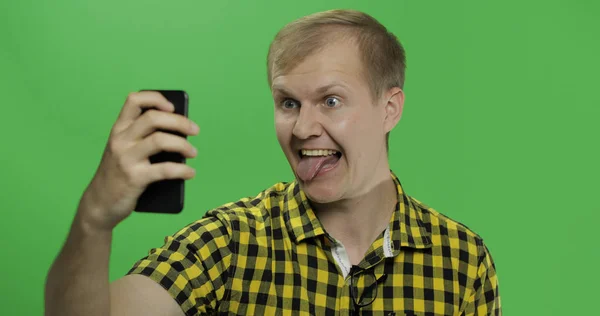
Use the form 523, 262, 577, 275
1, 0, 598, 314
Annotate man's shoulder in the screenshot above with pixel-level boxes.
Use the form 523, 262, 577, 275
408, 195, 486, 248
208, 181, 290, 218
177, 181, 292, 238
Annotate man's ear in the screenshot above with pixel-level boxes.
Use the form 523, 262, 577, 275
383, 87, 405, 133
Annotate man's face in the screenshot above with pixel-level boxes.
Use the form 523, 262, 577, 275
271, 38, 401, 204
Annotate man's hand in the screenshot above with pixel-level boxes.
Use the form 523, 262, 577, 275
80, 91, 199, 231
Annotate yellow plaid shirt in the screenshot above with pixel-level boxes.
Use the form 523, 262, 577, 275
128, 171, 501, 315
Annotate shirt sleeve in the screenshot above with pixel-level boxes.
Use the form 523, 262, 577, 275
126, 214, 234, 316
463, 242, 502, 316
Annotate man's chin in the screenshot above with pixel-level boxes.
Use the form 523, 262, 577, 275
297, 180, 342, 204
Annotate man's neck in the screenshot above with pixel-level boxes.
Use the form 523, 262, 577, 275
311, 170, 398, 265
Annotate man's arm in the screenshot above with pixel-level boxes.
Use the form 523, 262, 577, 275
44, 91, 199, 316
111, 275, 183, 316
45, 203, 183, 316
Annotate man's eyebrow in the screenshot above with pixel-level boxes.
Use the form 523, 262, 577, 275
271, 85, 294, 97
315, 82, 350, 94
272, 82, 349, 96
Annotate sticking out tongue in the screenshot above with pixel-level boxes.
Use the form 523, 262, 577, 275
296, 155, 340, 182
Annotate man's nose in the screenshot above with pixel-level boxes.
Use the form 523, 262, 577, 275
292, 105, 323, 140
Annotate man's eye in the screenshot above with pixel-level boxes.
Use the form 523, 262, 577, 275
325, 97, 340, 108
282, 99, 299, 109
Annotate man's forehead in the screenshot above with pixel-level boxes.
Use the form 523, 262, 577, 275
271, 39, 363, 93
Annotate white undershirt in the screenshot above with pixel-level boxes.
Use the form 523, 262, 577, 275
330, 226, 394, 279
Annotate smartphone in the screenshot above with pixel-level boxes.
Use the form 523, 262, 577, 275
134, 90, 189, 214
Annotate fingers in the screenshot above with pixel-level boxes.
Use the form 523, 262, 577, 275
128, 131, 198, 162
124, 109, 199, 141
145, 162, 196, 183
113, 91, 175, 134
121, 131, 197, 186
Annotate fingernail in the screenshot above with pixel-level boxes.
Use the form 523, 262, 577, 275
191, 123, 200, 133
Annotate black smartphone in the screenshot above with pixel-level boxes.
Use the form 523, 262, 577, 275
134, 90, 189, 214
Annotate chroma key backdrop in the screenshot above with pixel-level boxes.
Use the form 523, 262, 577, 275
1, 0, 598, 315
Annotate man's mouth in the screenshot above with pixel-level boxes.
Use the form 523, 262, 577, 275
296, 149, 342, 181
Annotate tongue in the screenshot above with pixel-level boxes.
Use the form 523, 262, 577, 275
296, 155, 339, 182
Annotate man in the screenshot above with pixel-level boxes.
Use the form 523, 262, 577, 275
45, 9, 501, 316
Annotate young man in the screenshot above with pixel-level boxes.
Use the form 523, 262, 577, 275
45, 9, 501, 316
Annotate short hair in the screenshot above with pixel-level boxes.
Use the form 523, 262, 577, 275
267, 9, 407, 151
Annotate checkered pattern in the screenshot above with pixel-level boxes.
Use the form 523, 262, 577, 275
127, 171, 501, 315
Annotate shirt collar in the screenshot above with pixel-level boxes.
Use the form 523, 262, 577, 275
283, 170, 432, 251
388, 172, 432, 253
283, 180, 326, 242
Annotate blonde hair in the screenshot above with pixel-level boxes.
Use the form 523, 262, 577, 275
267, 9, 407, 101
266, 9, 406, 152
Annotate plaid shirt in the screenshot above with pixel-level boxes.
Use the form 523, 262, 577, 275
128, 171, 501, 315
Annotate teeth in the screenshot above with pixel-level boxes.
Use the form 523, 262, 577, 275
301, 149, 338, 157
